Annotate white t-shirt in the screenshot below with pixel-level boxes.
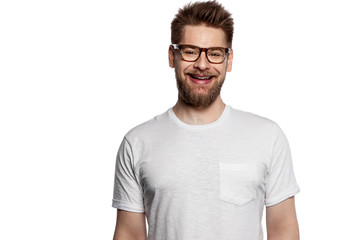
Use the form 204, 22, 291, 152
112, 105, 300, 240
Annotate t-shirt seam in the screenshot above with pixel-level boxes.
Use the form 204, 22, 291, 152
123, 137, 138, 173
268, 122, 278, 174
112, 199, 145, 212
265, 185, 300, 206
123, 137, 143, 191
168, 105, 231, 130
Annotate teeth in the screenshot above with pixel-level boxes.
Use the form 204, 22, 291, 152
192, 75, 211, 80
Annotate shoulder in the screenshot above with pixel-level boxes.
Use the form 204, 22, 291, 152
123, 108, 170, 145
229, 106, 278, 132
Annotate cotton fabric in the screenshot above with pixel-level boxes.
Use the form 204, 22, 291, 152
112, 105, 300, 240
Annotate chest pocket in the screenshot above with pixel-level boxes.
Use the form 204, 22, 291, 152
219, 162, 261, 207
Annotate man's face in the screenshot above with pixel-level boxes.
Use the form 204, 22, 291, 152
169, 25, 233, 108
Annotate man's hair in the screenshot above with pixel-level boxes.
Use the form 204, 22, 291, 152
171, 0, 234, 47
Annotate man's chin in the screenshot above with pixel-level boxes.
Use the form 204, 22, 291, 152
176, 73, 223, 107
190, 86, 210, 95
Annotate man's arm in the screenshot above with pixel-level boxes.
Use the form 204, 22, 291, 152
113, 209, 147, 240
266, 196, 299, 240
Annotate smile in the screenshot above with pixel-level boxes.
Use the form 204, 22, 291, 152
188, 74, 214, 85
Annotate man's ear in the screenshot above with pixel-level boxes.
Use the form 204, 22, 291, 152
226, 49, 233, 72
169, 46, 175, 68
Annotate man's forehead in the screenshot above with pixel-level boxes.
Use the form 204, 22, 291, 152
180, 25, 227, 48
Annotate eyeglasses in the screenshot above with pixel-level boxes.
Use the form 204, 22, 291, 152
170, 44, 231, 64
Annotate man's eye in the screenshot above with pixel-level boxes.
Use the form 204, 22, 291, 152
184, 51, 197, 55
209, 50, 223, 57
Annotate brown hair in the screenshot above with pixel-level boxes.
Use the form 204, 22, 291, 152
171, 1, 234, 47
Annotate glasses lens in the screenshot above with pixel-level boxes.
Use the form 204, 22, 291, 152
207, 48, 225, 63
181, 46, 200, 61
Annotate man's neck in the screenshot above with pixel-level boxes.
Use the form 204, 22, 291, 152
172, 96, 226, 125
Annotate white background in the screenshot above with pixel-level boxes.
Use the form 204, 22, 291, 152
1, 0, 359, 239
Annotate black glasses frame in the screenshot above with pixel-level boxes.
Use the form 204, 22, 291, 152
170, 44, 231, 64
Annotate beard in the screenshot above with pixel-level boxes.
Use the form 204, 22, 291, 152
175, 70, 225, 108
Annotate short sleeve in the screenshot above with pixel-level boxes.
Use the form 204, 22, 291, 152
112, 137, 145, 212
265, 123, 300, 207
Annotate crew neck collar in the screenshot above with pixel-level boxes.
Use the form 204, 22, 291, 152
168, 104, 232, 130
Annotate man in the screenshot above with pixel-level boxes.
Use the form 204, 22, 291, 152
112, 1, 300, 240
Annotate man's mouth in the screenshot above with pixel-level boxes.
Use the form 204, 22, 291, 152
189, 74, 213, 80
188, 74, 214, 84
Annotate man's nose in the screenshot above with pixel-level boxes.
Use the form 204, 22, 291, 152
193, 51, 211, 70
